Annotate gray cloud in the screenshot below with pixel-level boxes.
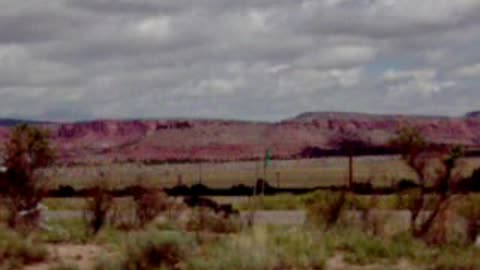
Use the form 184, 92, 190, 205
0, 0, 479, 121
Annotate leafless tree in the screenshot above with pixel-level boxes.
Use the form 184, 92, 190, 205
390, 126, 464, 241
331, 131, 370, 190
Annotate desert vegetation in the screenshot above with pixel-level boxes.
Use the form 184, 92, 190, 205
2, 124, 480, 269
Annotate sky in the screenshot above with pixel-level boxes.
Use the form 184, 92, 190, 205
1, 0, 480, 122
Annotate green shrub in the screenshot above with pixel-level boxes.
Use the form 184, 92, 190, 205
186, 226, 329, 270
0, 228, 48, 268
388, 232, 432, 262
256, 194, 303, 210
272, 228, 329, 269
325, 228, 430, 266
94, 226, 126, 248
333, 229, 389, 265
39, 219, 90, 244
239, 192, 401, 211
42, 198, 87, 211
1, 124, 55, 230
186, 227, 273, 270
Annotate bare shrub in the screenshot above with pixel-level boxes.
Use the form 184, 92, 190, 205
186, 207, 241, 234
95, 229, 194, 270
390, 126, 464, 242
165, 198, 187, 222
395, 188, 426, 231
423, 203, 456, 246
330, 131, 371, 190
457, 194, 480, 244
134, 190, 170, 228
356, 195, 386, 236
109, 198, 137, 231
85, 185, 113, 235
306, 191, 346, 230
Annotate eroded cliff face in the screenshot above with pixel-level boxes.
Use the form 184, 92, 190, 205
0, 112, 479, 164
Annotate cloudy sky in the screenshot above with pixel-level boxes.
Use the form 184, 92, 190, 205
1, 0, 480, 122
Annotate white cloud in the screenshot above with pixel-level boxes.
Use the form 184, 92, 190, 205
383, 68, 455, 98
295, 45, 377, 69
193, 77, 244, 96
383, 68, 436, 82
272, 67, 364, 97
0, 0, 478, 120
453, 63, 480, 78
136, 16, 171, 39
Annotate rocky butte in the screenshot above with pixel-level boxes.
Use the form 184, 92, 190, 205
0, 112, 479, 165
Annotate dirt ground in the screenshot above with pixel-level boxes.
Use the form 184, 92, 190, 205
326, 254, 413, 270
24, 244, 109, 270
26, 208, 466, 269
23, 244, 414, 270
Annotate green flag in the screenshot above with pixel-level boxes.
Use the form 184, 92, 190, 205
264, 149, 271, 168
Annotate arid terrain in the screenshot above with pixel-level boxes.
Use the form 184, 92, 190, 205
1, 111, 480, 165
3, 113, 480, 270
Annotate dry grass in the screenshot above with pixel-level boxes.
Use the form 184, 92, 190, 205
40, 157, 480, 202
6, 154, 480, 270
43, 156, 452, 190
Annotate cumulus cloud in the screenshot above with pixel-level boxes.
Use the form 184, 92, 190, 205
383, 69, 437, 83
0, 0, 479, 121
383, 68, 456, 100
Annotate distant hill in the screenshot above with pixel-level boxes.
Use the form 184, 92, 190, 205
0, 112, 479, 164
0, 119, 51, 127
291, 111, 451, 121
466, 111, 480, 118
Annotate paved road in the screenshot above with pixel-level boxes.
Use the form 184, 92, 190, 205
45, 210, 308, 226
44, 209, 468, 231
240, 210, 306, 226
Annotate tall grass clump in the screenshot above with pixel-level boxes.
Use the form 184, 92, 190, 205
325, 228, 431, 266
186, 226, 329, 270
272, 228, 329, 269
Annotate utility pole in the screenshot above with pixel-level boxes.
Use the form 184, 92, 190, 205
276, 171, 280, 188
198, 162, 203, 185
